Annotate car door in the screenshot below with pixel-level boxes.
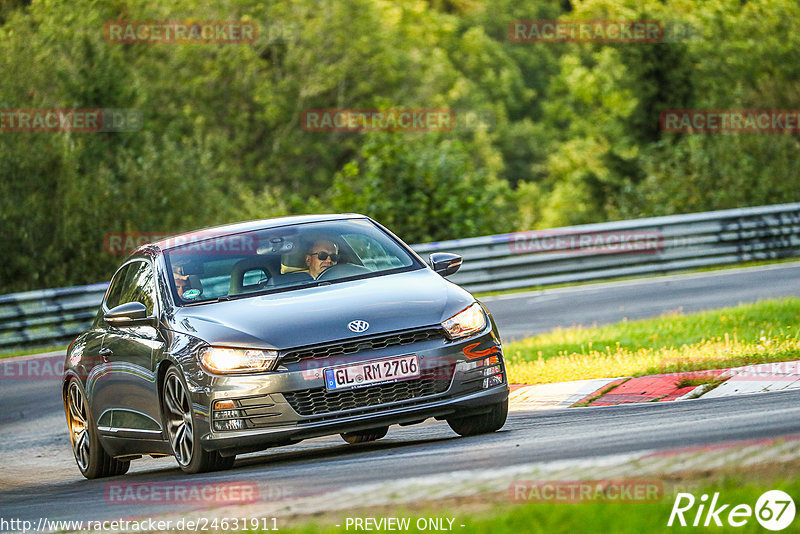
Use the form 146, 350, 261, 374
92, 259, 166, 437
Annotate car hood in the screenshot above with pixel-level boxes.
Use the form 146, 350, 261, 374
169, 269, 474, 349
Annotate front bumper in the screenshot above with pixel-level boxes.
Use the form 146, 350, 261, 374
188, 327, 508, 455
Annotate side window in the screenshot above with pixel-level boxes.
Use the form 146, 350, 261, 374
128, 261, 156, 315
105, 264, 132, 310
105, 261, 156, 315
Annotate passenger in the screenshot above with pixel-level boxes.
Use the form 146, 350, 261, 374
172, 261, 191, 298
174, 274, 190, 297
305, 240, 339, 279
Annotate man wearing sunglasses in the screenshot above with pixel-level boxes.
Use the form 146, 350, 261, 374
305, 239, 340, 279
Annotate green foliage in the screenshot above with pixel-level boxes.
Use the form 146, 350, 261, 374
1, 0, 799, 291
329, 132, 514, 242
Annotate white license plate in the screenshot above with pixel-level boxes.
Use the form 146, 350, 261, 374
324, 355, 420, 391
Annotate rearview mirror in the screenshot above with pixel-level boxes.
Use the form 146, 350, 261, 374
103, 301, 157, 327
429, 252, 462, 277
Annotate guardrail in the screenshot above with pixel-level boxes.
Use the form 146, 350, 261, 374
0, 283, 108, 350
2, 203, 799, 351
422, 202, 800, 293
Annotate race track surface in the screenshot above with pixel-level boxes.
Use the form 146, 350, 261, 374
1, 263, 799, 524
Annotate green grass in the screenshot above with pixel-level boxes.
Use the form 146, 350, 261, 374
474, 258, 800, 298
262, 475, 800, 534
0, 344, 67, 359
675, 375, 726, 389
505, 298, 800, 384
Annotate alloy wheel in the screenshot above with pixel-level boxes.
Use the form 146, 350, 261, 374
164, 373, 194, 466
66, 381, 90, 471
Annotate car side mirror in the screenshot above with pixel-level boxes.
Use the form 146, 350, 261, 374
429, 252, 462, 277
104, 301, 157, 327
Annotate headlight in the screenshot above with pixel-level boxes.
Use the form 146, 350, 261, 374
441, 302, 487, 339
199, 346, 278, 374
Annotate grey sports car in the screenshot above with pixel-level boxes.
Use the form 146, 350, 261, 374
62, 214, 508, 478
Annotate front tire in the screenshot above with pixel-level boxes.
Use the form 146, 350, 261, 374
340, 426, 389, 444
65, 379, 130, 479
446, 399, 508, 437
162, 367, 235, 474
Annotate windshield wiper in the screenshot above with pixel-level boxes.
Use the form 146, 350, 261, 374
182, 294, 238, 306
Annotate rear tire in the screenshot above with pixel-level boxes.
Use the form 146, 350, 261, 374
162, 367, 235, 474
340, 426, 389, 444
446, 399, 508, 437
65, 379, 130, 479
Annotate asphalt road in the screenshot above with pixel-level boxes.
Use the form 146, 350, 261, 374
482, 262, 800, 340
1, 263, 799, 525
2, 388, 799, 524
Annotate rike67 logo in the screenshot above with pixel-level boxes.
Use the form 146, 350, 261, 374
668, 490, 796, 531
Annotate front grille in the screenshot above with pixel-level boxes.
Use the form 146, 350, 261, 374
279, 328, 446, 365
284, 361, 455, 416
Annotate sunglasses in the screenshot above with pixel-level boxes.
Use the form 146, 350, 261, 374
311, 251, 339, 262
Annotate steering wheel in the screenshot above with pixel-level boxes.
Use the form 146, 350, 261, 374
316, 263, 371, 281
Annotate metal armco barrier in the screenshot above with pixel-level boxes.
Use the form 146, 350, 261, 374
2, 203, 800, 350
421, 202, 800, 292
0, 283, 108, 349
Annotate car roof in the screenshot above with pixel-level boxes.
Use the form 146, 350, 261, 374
141, 213, 369, 255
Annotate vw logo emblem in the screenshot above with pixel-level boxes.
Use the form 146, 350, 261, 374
348, 320, 369, 333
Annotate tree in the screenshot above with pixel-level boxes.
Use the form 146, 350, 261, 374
329, 132, 514, 243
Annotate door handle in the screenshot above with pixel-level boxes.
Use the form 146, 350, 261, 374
99, 347, 113, 362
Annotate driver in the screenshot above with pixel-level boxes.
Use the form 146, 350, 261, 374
305, 239, 339, 279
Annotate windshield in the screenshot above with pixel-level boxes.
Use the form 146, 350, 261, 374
163, 218, 422, 305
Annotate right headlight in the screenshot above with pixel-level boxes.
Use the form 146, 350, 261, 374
199, 346, 278, 374
441, 302, 487, 340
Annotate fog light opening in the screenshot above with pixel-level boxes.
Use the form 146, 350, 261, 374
213, 400, 245, 431
482, 356, 501, 378
483, 374, 504, 389
483, 365, 501, 377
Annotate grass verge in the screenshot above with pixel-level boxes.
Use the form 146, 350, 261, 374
505, 297, 800, 384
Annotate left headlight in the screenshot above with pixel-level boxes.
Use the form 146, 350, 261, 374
199, 346, 278, 374
441, 302, 487, 340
